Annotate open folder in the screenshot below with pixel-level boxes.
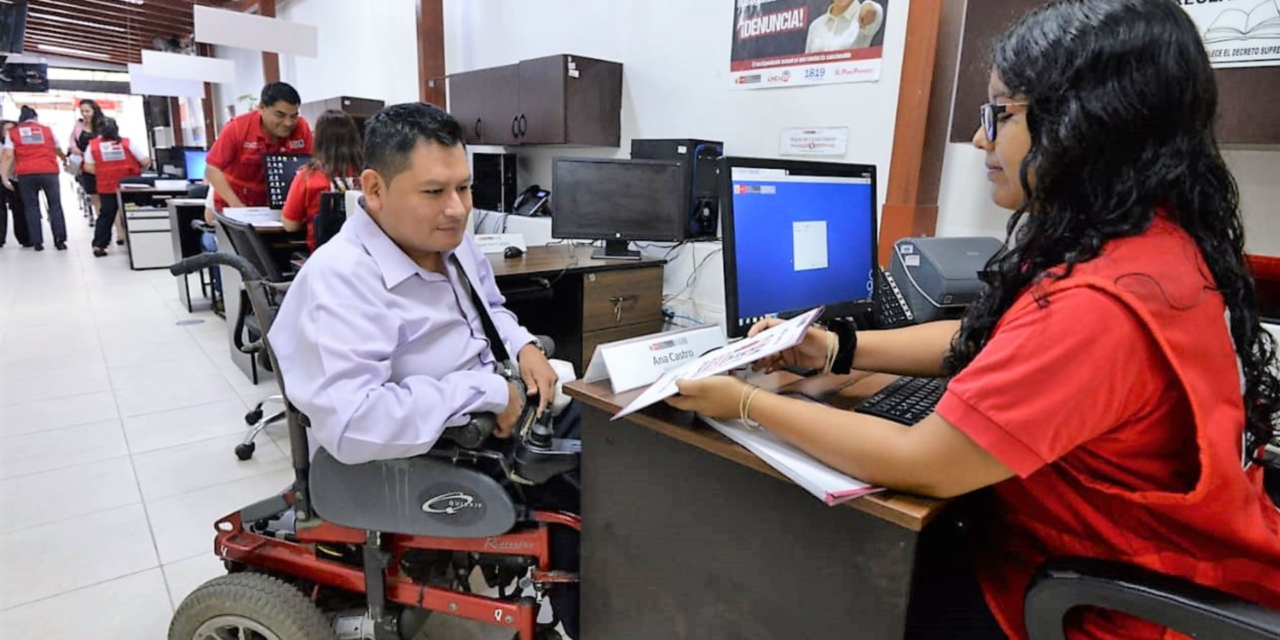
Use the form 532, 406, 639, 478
702, 415, 882, 506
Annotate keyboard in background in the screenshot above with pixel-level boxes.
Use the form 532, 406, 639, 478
854, 376, 947, 426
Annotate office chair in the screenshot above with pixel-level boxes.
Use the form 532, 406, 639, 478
1025, 558, 1280, 640
1027, 466, 1280, 640
213, 211, 297, 460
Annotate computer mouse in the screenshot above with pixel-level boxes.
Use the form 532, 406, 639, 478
504, 246, 525, 259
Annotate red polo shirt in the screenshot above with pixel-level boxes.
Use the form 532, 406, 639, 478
207, 111, 312, 211
281, 166, 334, 252
937, 216, 1280, 640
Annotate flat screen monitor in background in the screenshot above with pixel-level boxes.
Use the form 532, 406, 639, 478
0, 2, 28, 54
182, 148, 208, 182
264, 153, 312, 209
551, 157, 685, 260
0, 63, 46, 93
720, 157, 878, 338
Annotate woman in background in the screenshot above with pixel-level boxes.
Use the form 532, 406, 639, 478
68, 99, 128, 244
281, 109, 363, 252
84, 118, 151, 257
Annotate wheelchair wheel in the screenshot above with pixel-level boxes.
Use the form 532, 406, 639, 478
245, 409, 263, 425
169, 573, 335, 640
235, 442, 256, 461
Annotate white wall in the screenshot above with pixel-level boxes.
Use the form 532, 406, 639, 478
211, 44, 265, 128
275, 0, 420, 107
444, 0, 913, 325
935, 141, 1280, 256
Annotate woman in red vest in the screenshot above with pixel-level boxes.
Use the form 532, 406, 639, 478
1, 106, 69, 251
668, 1, 1280, 639
281, 109, 362, 252
84, 118, 151, 257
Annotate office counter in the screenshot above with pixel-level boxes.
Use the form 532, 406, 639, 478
565, 373, 958, 640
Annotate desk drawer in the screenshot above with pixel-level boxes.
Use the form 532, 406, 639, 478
128, 217, 171, 232
582, 320, 665, 367
582, 267, 663, 332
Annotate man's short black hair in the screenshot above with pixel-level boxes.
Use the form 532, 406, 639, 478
260, 82, 301, 107
363, 102, 465, 182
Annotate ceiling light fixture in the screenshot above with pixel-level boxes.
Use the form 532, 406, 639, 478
30, 12, 126, 33
36, 44, 114, 59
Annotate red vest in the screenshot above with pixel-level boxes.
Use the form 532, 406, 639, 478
88, 137, 142, 194
979, 216, 1280, 640
9, 122, 58, 176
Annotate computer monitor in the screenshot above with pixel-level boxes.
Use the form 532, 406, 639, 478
720, 157, 878, 338
264, 153, 312, 209
182, 148, 208, 182
552, 158, 686, 260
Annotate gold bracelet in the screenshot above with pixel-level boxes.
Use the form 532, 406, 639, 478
739, 383, 756, 425
743, 387, 765, 430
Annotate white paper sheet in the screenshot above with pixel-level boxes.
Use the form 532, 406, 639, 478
703, 415, 881, 506
612, 307, 823, 419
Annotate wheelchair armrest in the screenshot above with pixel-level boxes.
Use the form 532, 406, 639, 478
1025, 558, 1280, 640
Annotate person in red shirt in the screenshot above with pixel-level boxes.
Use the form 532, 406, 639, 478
84, 118, 151, 257
667, 1, 1280, 639
0, 106, 69, 251
281, 109, 362, 252
205, 82, 313, 213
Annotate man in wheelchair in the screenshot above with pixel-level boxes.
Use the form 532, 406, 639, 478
266, 102, 581, 638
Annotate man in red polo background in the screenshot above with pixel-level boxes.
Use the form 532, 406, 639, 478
201, 82, 312, 290
205, 82, 313, 212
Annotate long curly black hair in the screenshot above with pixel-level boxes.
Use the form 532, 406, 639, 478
946, 0, 1280, 450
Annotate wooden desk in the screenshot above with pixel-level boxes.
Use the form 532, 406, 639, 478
119, 188, 193, 271
490, 245, 666, 371
565, 374, 957, 640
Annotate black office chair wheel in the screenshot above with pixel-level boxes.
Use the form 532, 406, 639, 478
244, 409, 263, 425
168, 573, 335, 640
235, 442, 256, 461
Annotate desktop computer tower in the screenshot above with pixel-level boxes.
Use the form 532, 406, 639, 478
630, 138, 723, 240
472, 152, 518, 213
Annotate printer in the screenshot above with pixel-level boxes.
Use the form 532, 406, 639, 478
887, 236, 1005, 324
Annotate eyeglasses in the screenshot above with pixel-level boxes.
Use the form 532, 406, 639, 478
979, 102, 1029, 142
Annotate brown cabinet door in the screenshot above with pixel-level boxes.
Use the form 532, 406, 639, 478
563, 56, 624, 147
517, 55, 568, 145
449, 65, 520, 146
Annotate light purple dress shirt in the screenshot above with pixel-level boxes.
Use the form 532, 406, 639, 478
267, 208, 536, 465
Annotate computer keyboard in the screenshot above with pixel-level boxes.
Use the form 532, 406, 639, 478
855, 376, 947, 425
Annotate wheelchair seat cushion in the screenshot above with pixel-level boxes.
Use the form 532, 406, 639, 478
309, 448, 518, 538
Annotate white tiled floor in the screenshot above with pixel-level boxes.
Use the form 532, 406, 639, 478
0, 190, 532, 640
0, 195, 287, 638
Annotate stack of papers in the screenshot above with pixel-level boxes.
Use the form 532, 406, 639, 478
223, 207, 283, 228
702, 415, 881, 506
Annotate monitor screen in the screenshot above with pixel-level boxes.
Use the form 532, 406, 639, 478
0, 63, 46, 93
182, 149, 208, 182
264, 153, 312, 209
552, 158, 685, 242
0, 3, 28, 55
721, 157, 877, 337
